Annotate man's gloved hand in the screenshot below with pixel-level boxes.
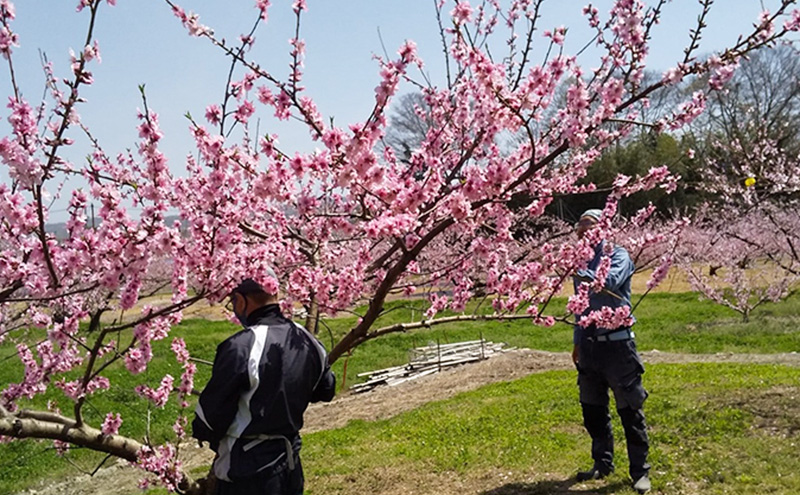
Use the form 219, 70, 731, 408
572, 344, 580, 365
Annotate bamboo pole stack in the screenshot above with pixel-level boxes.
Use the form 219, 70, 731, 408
350, 339, 512, 393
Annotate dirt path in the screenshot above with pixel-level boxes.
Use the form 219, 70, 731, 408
16, 349, 800, 495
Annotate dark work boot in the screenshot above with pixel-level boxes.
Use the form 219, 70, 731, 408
576, 465, 613, 481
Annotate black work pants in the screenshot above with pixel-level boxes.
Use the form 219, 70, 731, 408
216, 455, 304, 495
577, 337, 650, 479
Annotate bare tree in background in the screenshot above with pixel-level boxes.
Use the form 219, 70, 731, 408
384, 92, 433, 164
704, 44, 800, 150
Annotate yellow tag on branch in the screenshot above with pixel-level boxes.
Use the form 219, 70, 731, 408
744, 177, 756, 188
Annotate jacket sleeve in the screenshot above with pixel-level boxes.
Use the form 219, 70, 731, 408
309, 339, 336, 403
575, 247, 634, 293
311, 364, 336, 403
573, 324, 585, 345
604, 247, 635, 292
192, 339, 248, 451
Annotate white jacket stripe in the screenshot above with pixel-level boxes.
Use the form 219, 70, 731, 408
213, 324, 269, 481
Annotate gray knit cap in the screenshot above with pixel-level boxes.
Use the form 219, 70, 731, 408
579, 209, 603, 222
231, 266, 278, 296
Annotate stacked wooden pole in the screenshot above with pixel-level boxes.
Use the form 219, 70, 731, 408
350, 339, 511, 393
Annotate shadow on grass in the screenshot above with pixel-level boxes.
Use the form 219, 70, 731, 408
481, 478, 630, 495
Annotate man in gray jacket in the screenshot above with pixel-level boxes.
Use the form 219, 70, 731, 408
572, 209, 651, 494
192, 274, 336, 495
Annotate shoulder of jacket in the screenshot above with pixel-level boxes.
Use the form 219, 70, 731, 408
611, 242, 631, 256
219, 327, 256, 350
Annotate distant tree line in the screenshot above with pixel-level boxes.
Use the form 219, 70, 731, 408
385, 45, 800, 223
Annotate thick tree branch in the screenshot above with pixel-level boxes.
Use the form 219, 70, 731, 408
0, 414, 143, 462
0, 280, 23, 303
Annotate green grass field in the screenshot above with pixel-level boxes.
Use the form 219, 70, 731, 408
303, 363, 800, 494
1, 292, 799, 494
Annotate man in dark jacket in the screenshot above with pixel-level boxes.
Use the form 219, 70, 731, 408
192, 274, 336, 495
572, 209, 651, 494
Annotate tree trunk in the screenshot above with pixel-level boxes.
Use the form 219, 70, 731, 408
304, 293, 319, 334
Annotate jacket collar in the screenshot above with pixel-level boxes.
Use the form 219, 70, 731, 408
245, 303, 283, 326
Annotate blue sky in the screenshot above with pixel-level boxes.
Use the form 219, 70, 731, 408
0, 0, 786, 219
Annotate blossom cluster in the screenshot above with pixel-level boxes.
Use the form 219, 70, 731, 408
171, 338, 196, 408
135, 375, 174, 408
135, 443, 184, 493
101, 412, 123, 436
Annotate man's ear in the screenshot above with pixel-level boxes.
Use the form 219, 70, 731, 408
233, 292, 245, 312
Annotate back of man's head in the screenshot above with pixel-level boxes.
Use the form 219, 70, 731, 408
231, 267, 279, 307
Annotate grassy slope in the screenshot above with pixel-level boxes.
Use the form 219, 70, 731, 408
1, 292, 799, 493
303, 363, 800, 494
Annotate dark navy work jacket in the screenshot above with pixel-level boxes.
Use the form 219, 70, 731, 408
191, 304, 336, 481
